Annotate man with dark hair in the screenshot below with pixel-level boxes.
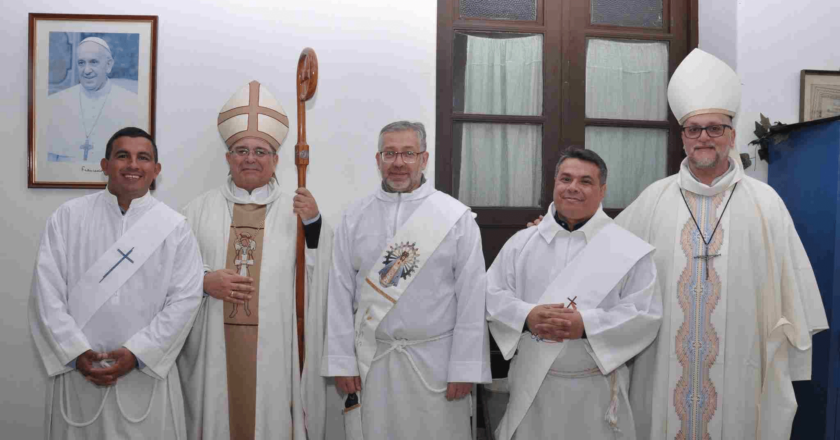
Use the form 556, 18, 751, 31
105, 127, 159, 190
30, 127, 204, 438
323, 120, 491, 439
553, 149, 608, 185
487, 148, 661, 439
105, 127, 158, 163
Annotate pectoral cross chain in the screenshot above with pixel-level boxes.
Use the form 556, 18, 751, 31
694, 245, 721, 280
680, 183, 738, 281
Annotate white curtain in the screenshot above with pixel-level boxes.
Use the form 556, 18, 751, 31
584, 39, 669, 208
585, 39, 669, 120
586, 127, 667, 208
458, 34, 543, 207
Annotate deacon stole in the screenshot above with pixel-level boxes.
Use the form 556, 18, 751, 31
671, 189, 731, 440
224, 204, 266, 440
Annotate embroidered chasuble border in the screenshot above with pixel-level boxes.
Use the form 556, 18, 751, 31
223, 204, 267, 440
674, 191, 725, 440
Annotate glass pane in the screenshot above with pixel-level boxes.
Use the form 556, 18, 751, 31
585, 127, 667, 209
591, 0, 663, 28
453, 32, 543, 116
585, 39, 669, 121
455, 122, 542, 207
460, 0, 537, 21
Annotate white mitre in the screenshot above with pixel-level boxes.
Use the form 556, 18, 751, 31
217, 80, 290, 150
667, 49, 741, 125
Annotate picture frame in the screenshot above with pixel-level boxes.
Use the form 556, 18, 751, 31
28, 13, 158, 188
800, 70, 840, 123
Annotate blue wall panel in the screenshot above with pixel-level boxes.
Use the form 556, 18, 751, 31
768, 120, 840, 440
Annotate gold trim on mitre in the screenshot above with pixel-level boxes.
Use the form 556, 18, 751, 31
668, 49, 741, 126
217, 81, 290, 150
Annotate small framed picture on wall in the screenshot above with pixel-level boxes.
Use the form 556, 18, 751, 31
800, 70, 840, 123
27, 13, 158, 188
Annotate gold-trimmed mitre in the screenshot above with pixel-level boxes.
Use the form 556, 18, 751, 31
667, 49, 741, 125
217, 80, 289, 150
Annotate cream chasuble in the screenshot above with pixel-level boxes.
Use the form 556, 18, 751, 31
616, 159, 828, 440
178, 177, 337, 440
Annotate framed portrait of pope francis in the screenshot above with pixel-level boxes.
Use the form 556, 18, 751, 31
27, 13, 158, 188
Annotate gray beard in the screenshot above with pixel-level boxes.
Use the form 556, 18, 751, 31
381, 174, 426, 193
691, 154, 721, 169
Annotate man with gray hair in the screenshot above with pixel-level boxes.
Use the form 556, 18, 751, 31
46, 36, 141, 163
323, 121, 491, 439
486, 148, 661, 439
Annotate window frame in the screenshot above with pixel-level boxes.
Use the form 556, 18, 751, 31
436, 0, 699, 223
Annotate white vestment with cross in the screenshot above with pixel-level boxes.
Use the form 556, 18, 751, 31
486, 205, 659, 440
29, 190, 204, 439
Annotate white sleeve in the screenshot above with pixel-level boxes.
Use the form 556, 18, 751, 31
321, 212, 360, 377
123, 222, 204, 380
29, 212, 91, 377
447, 213, 491, 383
485, 232, 538, 360
581, 253, 662, 375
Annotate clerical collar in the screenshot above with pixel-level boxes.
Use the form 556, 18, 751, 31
104, 188, 151, 215
684, 158, 734, 187
553, 210, 589, 232
80, 79, 112, 100
381, 174, 426, 193
678, 157, 743, 198
230, 180, 273, 203
538, 203, 610, 244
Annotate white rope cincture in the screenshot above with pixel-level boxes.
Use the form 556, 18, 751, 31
60, 373, 110, 428
546, 365, 621, 432
115, 378, 156, 423
372, 332, 453, 394
59, 372, 157, 427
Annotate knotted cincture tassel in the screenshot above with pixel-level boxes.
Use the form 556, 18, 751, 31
604, 370, 621, 432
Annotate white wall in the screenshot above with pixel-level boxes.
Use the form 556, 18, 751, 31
735, 0, 840, 182
700, 0, 840, 182
0, 1, 436, 437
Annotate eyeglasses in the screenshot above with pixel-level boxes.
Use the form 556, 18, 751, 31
380, 151, 421, 164
681, 124, 732, 139
230, 147, 275, 158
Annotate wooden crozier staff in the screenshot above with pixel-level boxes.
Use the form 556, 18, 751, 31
295, 48, 318, 373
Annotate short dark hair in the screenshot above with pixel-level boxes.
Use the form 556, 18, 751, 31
555, 148, 608, 185
104, 127, 159, 190
105, 127, 158, 163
